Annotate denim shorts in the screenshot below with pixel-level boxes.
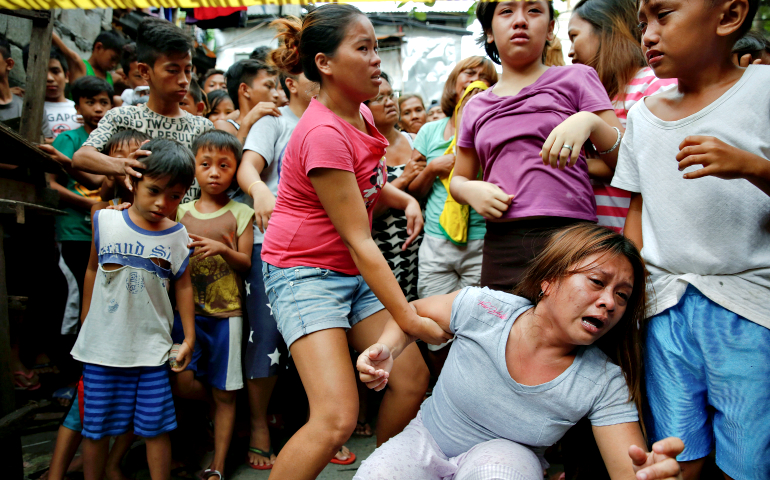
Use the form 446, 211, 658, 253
262, 262, 385, 348
645, 285, 770, 480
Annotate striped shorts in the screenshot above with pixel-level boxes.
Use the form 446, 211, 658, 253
81, 363, 177, 440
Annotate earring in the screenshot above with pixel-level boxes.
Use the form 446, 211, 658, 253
538, 291, 544, 298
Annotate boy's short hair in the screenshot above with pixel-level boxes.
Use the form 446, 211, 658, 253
120, 42, 138, 75
188, 76, 204, 104
49, 48, 69, 74
202, 68, 224, 85
104, 129, 151, 156
225, 59, 277, 110
71, 76, 114, 105
136, 18, 194, 68
137, 138, 196, 189
93, 30, 126, 53
249, 46, 271, 63
733, 30, 770, 57
0, 36, 11, 60
192, 130, 243, 164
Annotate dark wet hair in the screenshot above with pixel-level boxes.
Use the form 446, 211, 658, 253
269, 4, 367, 83
93, 30, 126, 53
48, 48, 69, 74
249, 46, 271, 62
192, 130, 243, 164
136, 17, 194, 68
205, 90, 232, 119
188, 76, 204, 104
202, 68, 225, 85
733, 30, 770, 58
135, 138, 196, 189
120, 42, 138, 75
104, 129, 151, 156
476, 0, 556, 64
71, 76, 114, 105
225, 59, 277, 110
0, 36, 11, 60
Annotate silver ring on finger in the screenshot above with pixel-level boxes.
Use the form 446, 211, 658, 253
561, 144, 573, 152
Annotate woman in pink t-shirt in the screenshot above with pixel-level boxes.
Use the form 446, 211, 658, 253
450, 0, 623, 292
260, 5, 450, 479
568, 0, 677, 233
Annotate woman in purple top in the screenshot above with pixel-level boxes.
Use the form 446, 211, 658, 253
450, 0, 623, 291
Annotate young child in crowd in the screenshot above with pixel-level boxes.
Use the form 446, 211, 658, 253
57, 30, 125, 87
42, 129, 150, 480
99, 129, 152, 205
567, 0, 677, 232
180, 77, 206, 116
170, 131, 254, 480
44, 48, 81, 138
610, 0, 770, 478
216, 59, 280, 144
205, 90, 235, 124
42, 76, 114, 299
201, 68, 226, 94
237, 67, 318, 469
119, 43, 150, 106
449, 0, 623, 292
71, 138, 196, 480
72, 17, 214, 205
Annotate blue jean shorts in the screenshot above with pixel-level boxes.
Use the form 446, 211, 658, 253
645, 285, 770, 479
262, 263, 385, 348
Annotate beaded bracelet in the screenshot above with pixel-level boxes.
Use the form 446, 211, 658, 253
598, 126, 622, 155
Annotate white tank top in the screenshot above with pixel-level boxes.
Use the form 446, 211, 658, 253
71, 209, 192, 367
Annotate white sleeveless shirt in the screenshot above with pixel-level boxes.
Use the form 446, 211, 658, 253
71, 209, 192, 367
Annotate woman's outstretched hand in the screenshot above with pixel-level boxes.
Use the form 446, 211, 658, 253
629, 437, 684, 480
357, 343, 394, 391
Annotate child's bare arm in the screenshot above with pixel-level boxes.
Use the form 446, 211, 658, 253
624, 194, 643, 250
677, 136, 770, 197
173, 268, 196, 372
187, 228, 252, 273
48, 173, 99, 210
39, 144, 105, 189
80, 207, 101, 324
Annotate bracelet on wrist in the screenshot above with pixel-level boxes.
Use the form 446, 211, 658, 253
598, 126, 622, 155
247, 180, 264, 196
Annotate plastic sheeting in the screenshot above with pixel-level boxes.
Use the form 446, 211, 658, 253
401, 34, 462, 104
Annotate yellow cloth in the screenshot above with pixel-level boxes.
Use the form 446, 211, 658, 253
438, 81, 489, 246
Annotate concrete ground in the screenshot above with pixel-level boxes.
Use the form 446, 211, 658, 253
21, 414, 377, 480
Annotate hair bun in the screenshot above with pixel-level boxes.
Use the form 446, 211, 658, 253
269, 16, 304, 76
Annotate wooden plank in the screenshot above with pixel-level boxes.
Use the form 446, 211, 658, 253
0, 123, 64, 173
0, 400, 50, 439
19, 11, 52, 143
0, 199, 65, 216
0, 221, 23, 479
0, 178, 36, 203
0, 9, 50, 21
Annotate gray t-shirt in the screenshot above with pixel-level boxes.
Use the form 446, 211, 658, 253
420, 287, 638, 464
611, 65, 770, 329
0, 94, 53, 139
242, 105, 300, 244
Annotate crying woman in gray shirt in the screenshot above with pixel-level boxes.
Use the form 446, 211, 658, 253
355, 223, 685, 480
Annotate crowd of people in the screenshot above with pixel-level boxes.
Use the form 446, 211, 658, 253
2, 0, 769, 479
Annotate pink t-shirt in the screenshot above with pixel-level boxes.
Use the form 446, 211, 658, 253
594, 67, 677, 232
457, 64, 612, 222
261, 99, 388, 275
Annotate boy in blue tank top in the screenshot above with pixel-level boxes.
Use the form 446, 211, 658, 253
71, 138, 197, 480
